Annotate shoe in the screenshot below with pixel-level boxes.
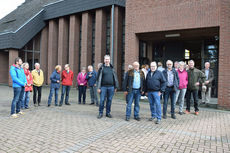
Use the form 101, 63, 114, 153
17, 111, 25, 115
185, 110, 190, 114
34, 104, 38, 107
163, 115, 167, 119
78, 102, 81, 104
106, 114, 112, 118
126, 117, 130, 121
55, 104, 58, 106
195, 112, 199, 115
140, 96, 145, 100
134, 116, 141, 121
148, 117, 155, 121
90, 103, 94, 105
38, 103, 41, 106
155, 119, 160, 124
59, 104, 62, 107
97, 114, 103, 119
171, 114, 176, 119
65, 103, 71, 105
25, 107, 29, 109
83, 102, 86, 104
48, 104, 50, 107
10, 114, 18, 118
201, 102, 206, 105
179, 112, 185, 115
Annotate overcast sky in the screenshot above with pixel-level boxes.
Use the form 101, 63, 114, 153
0, 0, 25, 20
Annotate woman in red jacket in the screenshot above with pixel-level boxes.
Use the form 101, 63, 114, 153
22, 63, 33, 109
59, 64, 74, 106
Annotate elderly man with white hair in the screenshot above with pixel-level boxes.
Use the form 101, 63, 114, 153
145, 62, 166, 124
201, 62, 214, 104
123, 61, 145, 121
162, 60, 179, 119
32, 63, 44, 107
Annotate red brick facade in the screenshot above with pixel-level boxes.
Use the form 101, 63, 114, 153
125, 0, 229, 109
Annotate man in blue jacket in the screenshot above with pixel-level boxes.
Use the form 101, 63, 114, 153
10, 57, 27, 118
87, 65, 98, 106
162, 60, 179, 119
145, 62, 166, 124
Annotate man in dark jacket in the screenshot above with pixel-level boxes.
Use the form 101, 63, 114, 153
162, 60, 179, 119
186, 60, 205, 115
201, 62, 214, 104
145, 62, 166, 124
123, 62, 145, 121
97, 55, 119, 119
87, 65, 98, 106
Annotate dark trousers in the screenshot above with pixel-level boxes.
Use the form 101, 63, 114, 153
163, 87, 176, 115
33, 86, 42, 104
78, 86, 86, 103
60, 85, 71, 105
186, 89, 199, 112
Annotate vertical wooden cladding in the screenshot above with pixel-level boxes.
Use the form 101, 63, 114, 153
69, 14, 81, 86
48, 19, 58, 84
95, 9, 107, 67
81, 12, 93, 68
58, 17, 69, 69
8, 49, 19, 86
40, 26, 48, 84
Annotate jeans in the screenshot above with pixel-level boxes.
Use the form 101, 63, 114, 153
99, 86, 115, 115
186, 89, 199, 112
126, 89, 141, 118
78, 86, 87, 103
21, 91, 30, 109
33, 86, 42, 104
11, 87, 24, 115
48, 87, 59, 105
89, 86, 98, 104
59, 85, 71, 105
175, 88, 187, 113
163, 87, 176, 115
148, 92, 161, 120
202, 86, 211, 103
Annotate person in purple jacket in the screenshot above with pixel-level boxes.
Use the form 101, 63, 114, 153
77, 67, 87, 104
174, 61, 188, 115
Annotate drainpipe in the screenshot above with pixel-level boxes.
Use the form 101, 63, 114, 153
111, 4, 115, 65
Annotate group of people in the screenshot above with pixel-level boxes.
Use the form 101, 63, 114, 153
123, 60, 214, 124
10, 55, 214, 124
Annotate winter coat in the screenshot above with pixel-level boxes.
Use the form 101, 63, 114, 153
86, 70, 97, 87
32, 69, 44, 87
50, 70, 61, 89
24, 69, 33, 92
77, 72, 87, 86
187, 68, 205, 90
145, 70, 166, 93
123, 69, 145, 93
177, 69, 188, 89
10, 64, 27, 88
61, 70, 74, 86
162, 69, 179, 90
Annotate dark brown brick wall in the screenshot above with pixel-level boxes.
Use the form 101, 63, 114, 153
0, 51, 9, 84
40, 26, 48, 85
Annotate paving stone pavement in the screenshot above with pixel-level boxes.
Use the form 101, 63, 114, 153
0, 85, 230, 153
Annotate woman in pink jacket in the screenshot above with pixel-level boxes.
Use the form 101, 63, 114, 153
175, 61, 188, 115
77, 67, 87, 104
22, 63, 33, 109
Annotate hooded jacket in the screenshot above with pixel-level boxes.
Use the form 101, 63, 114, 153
10, 64, 27, 88
24, 69, 33, 92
